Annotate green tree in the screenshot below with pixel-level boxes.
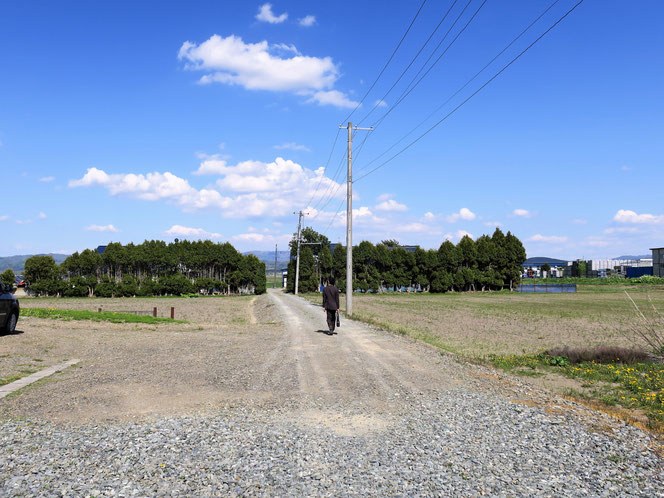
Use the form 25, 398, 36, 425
504, 231, 527, 289
0, 269, 15, 288
380, 239, 400, 248
437, 240, 459, 274
540, 263, 551, 277
24, 255, 61, 295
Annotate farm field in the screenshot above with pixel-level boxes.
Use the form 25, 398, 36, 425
308, 286, 664, 358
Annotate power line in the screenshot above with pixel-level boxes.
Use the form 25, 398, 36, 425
369, 0, 489, 129
305, 128, 341, 209
308, 151, 348, 224
353, 0, 586, 184
322, 197, 346, 236
355, 0, 563, 177
341, 0, 428, 124
354, 0, 461, 127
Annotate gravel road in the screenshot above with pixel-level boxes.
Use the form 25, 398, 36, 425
1, 289, 662, 496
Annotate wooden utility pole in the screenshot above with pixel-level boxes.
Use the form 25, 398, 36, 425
294, 210, 304, 295
274, 243, 278, 289
339, 122, 372, 316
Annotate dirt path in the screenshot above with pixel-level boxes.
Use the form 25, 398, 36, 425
263, 289, 466, 407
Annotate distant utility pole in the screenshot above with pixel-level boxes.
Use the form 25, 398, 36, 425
294, 210, 304, 295
274, 244, 278, 289
339, 121, 373, 317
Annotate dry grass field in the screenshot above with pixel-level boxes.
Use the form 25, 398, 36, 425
316, 286, 664, 358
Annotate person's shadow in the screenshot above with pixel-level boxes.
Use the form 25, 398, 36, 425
314, 329, 331, 335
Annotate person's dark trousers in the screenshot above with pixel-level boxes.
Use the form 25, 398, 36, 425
326, 309, 336, 333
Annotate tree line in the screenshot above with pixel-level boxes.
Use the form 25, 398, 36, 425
286, 228, 526, 294
22, 240, 266, 297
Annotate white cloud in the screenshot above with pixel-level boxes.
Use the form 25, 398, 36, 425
353, 206, 373, 218
614, 209, 664, 225
218, 142, 226, 150
193, 155, 228, 175
423, 212, 436, 221
483, 221, 502, 227
398, 222, 428, 233
376, 193, 393, 202
306, 90, 359, 109
604, 227, 638, 234
69, 156, 345, 219
298, 15, 316, 27
256, 3, 287, 24
571, 219, 587, 224
446, 208, 476, 223
85, 224, 120, 233
39, 176, 54, 182
512, 208, 531, 218
0, 215, 8, 221
621, 165, 632, 171
164, 225, 222, 239
375, 199, 407, 212
444, 230, 473, 242
179, 34, 357, 108
232, 232, 290, 245
527, 234, 568, 243
374, 99, 388, 107
15, 219, 32, 225
274, 142, 310, 152
38, 212, 47, 219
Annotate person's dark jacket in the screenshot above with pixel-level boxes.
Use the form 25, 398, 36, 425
322, 285, 340, 311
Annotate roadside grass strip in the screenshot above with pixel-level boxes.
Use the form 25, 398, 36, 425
22, 308, 187, 324
489, 352, 664, 428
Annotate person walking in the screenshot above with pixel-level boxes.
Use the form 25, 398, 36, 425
322, 277, 340, 335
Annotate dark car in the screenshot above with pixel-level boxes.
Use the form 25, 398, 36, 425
0, 283, 20, 333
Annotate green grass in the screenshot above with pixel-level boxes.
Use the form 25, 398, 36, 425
22, 308, 187, 324
0, 374, 28, 386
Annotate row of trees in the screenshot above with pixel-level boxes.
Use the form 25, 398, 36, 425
23, 240, 266, 297
286, 228, 526, 294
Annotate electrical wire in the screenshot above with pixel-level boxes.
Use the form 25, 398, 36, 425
305, 127, 341, 209
322, 196, 347, 237
368, 0, 489, 128
354, 0, 563, 176
353, 0, 586, 184
341, 0, 429, 124
354, 0, 460, 127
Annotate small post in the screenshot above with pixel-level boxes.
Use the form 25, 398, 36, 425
98, 307, 101, 313
153, 307, 157, 318
170, 307, 175, 319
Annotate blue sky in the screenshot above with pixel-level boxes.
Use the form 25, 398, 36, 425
1, 0, 662, 259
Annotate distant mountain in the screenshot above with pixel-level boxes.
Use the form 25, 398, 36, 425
0, 253, 70, 274
614, 255, 652, 260
243, 250, 291, 271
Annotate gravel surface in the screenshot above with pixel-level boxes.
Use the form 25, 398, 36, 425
1, 289, 663, 495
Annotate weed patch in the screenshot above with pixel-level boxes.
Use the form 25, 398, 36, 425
488, 352, 664, 428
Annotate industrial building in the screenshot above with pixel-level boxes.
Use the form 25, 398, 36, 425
652, 247, 664, 277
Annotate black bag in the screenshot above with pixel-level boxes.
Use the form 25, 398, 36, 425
336, 310, 341, 328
